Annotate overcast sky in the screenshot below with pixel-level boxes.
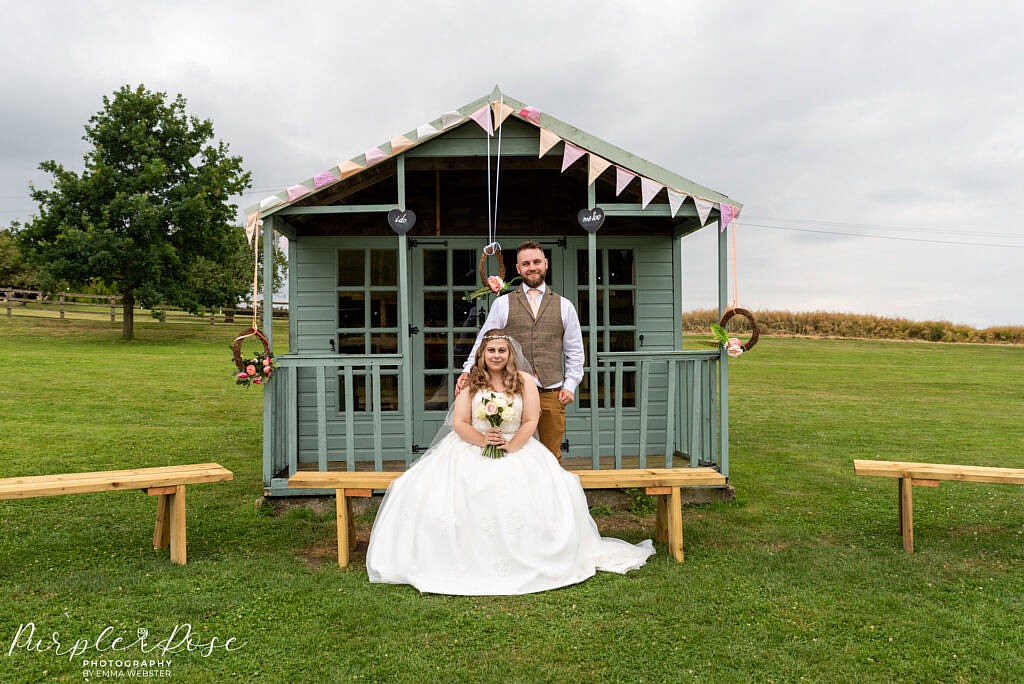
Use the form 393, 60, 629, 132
2, 1, 1022, 327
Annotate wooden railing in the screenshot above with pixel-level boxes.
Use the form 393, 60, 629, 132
269, 354, 404, 482
595, 350, 726, 476
1, 288, 288, 324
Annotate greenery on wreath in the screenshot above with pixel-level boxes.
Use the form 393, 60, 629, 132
236, 351, 278, 387
711, 323, 745, 358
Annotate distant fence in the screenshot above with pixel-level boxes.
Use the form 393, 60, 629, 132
1, 288, 288, 325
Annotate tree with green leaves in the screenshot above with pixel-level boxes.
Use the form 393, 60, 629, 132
16, 85, 252, 339
0, 227, 39, 288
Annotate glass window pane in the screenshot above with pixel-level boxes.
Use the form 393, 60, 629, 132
423, 250, 447, 286
453, 330, 478, 368
424, 333, 448, 369
337, 334, 365, 355
338, 250, 365, 286
452, 249, 476, 286
371, 249, 397, 286
370, 292, 398, 328
370, 333, 397, 355
608, 290, 635, 326
453, 297, 476, 328
609, 330, 635, 352
424, 374, 449, 412
577, 250, 603, 285
377, 374, 399, 411
577, 290, 604, 326
337, 291, 365, 328
608, 249, 634, 285
423, 291, 447, 328
338, 373, 366, 412
607, 369, 636, 408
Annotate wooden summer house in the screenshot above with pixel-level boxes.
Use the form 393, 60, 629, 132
247, 87, 742, 497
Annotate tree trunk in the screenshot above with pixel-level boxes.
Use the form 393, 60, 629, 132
122, 292, 135, 340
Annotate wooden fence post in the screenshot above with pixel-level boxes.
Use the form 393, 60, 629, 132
59, 293, 65, 319
109, 296, 116, 322
4, 290, 10, 317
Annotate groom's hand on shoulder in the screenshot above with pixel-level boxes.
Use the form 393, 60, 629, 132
455, 372, 469, 395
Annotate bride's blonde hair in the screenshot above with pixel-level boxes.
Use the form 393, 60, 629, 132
468, 329, 524, 397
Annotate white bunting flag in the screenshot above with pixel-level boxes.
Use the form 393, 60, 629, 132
287, 184, 310, 202
640, 177, 663, 209
416, 123, 439, 140
561, 143, 586, 172
390, 136, 414, 154
469, 105, 493, 136
694, 197, 714, 226
667, 189, 688, 218
259, 194, 284, 211
538, 128, 560, 158
492, 101, 515, 129
588, 155, 612, 185
440, 111, 464, 129
245, 212, 259, 246
615, 167, 636, 196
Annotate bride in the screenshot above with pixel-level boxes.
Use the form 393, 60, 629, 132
366, 328, 654, 595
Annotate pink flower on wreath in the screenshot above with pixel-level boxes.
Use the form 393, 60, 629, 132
487, 276, 504, 293
727, 344, 743, 358
485, 402, 499, 416
246, 365, 257, 376
237, 372, 248, 379
727, 337, 741, 348
254, 378, 262, 385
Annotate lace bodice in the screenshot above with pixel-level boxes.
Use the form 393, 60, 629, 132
470, 390, 523, 437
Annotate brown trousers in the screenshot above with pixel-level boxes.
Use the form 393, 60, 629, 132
537, 391, 566, 461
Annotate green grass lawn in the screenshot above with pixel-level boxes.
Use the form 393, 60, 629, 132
1, 317, 1022, 683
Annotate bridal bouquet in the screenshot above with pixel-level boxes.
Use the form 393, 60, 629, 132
475, 392, 515, 458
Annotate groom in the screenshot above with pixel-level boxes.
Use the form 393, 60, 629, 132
457, 240, 585, 461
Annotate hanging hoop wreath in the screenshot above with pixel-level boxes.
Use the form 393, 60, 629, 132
718, 307, 760, 352
232, 327, 278, 387
478, 246, 506, 286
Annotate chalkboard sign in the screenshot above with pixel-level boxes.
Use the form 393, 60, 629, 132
387, 209, 416, 234
577, 207, 605, 233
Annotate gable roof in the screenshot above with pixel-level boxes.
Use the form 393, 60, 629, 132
245, 86, 742, 218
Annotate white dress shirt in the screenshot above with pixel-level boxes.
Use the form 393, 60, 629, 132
460, 282, 585, 393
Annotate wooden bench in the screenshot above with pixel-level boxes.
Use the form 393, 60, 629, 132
0, 463, 234, 565
853, 459, 1024, 553
288, 467, 726, 567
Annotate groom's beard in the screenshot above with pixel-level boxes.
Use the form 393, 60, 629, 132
521, 272, 546, 287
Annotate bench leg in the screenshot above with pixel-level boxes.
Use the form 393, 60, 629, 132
169, 485, 187, 565
154, 494, 171, 549
899, 477, 913, 553
336, 489, 350, 568
655, 495, 669, 543
668, 486, 684, 562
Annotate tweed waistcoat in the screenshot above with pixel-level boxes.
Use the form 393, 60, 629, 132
505, 288, 565, 387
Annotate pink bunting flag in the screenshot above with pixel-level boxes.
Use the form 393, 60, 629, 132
245, 212, 259, 246
364, 147, 387, 165
667, 189, 688, 218
313, 171, 338, 189
469, 105, 493, 136
719, 203, 737, 232
615, 167, 636, 196
519, 106, 541, 124
337, 160, 363, 179
640, 177, 663, 209
693, 197, 714, 226
588, 155, 612, 185
561, 143, 586, 172
287, 184, 310, 202
538, 128, 560, 158
390, 136, 414, 154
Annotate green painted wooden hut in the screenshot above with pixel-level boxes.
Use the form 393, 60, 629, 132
246, 87, 742, 496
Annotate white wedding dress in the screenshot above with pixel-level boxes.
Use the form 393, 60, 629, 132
366, 390, 655, 595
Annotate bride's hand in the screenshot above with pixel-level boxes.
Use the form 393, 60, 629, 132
484, 428, 506, 446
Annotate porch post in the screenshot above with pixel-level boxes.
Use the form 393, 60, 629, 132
587, 183, 600, 469
717, 217, 729, 478
262, 215, 276, 488
397, 153, 414, 464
